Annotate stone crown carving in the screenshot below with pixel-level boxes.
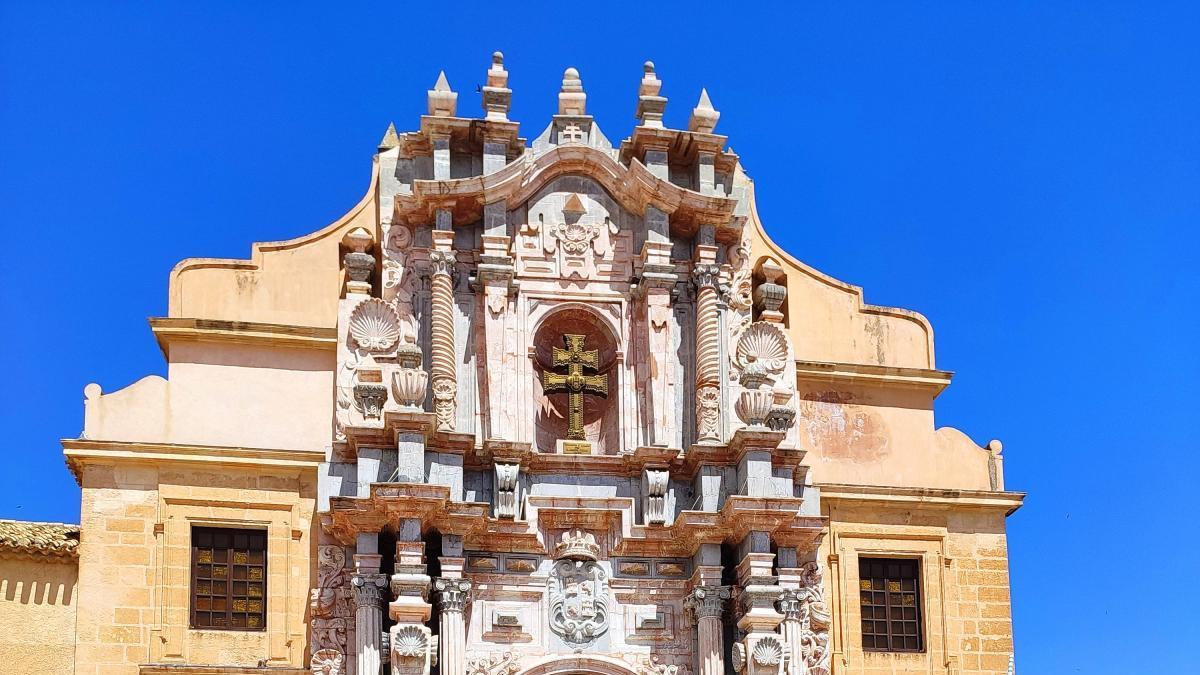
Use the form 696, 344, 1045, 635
555, 528, 600, 561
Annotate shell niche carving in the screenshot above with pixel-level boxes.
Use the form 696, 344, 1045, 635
392, 624, 429, 658
734, 322, 789, 381
349, 297, 401, 352
752, 637, 783, 666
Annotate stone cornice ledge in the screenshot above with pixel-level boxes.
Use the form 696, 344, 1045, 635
63, 439, 323, 485
794, 359, 953, 394
149, 317, 337, 359
818, 483, 1025, 515
140, 666, 307, 675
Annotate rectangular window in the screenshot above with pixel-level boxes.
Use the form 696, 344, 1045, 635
191, 527, 267, 630
859, 557, 922, 652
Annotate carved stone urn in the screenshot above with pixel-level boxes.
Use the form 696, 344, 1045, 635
391, 339, 429, 409
735, 368, 775, 428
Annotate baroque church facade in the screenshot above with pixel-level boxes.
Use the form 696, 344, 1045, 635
57, 56, 1022, 675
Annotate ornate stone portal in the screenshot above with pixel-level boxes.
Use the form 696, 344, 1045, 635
319, 57, 832, 675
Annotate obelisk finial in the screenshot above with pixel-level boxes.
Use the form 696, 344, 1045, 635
688, 88, 720, 134
428, 70, 458, 117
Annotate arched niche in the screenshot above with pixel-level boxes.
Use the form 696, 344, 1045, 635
531, 305, 621, 454
517, 655, 641, 675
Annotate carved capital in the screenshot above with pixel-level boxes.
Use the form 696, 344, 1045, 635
429, 250, 457, 276
433, 577, 472, 612
685, 585, 730, 620
351, 573, 389, 609
691, 263, 721, 290
777, 588, 803, 622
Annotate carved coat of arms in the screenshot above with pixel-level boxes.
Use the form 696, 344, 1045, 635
548, 558, 609, 646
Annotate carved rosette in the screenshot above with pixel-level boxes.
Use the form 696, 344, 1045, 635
434, 578, 472, 613
685, 585, 730, 621
551, 219, 600, 255
429, 250, 458, 431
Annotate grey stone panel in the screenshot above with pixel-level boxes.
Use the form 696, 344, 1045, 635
396, 432, 425, 483
317, 461, 357, 511
463, 469, 491, 504
425, 451, 464, 501
527, 474, 638, 499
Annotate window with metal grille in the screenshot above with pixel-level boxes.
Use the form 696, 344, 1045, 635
191, 527, 267, 630
859, 557, 923, 652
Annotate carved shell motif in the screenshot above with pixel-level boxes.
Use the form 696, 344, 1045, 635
349, 298, 401, 352
752, 637, 783, 666
392, 625, 429, 658
734, 322, 789, 378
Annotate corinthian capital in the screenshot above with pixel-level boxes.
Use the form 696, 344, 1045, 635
685, 584, 730, 620
351, 573, 389, 609
777, 588, 803, 622
429, 250, 457, 276
433, 577, 472, 612
691, 263, 721, 290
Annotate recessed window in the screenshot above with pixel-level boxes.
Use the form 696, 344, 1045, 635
191, 527, 267, 630
859, 557, 923, 652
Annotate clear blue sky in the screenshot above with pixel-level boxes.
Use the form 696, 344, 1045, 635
1, 2, 1196, 672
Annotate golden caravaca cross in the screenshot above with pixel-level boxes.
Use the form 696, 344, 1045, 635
542, 334, 608, 440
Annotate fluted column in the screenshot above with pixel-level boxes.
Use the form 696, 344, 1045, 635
686, 585, 730, 675
693, 263, 721, 443
778, 589, 806, 675
434, 578, 471, 675
352, 571, 389, 675
429, 232, 457, 431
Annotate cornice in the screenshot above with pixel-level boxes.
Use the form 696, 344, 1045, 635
62, 439, 323, 485
793, 359, 953, 394
149, 317, 337, 359
817, 483, 1025, 515
392, 144, 745, 241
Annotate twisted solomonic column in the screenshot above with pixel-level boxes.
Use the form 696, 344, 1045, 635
351, 572, 389, 675
434, 578, 472, 675
429, 250, 457, 431
693, 263, 722, 443
686, 585, 730, 675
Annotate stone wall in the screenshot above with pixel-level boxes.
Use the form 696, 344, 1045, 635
820, 496, 1016, 675
72, 458, 317, 675
0, 554, 77, 674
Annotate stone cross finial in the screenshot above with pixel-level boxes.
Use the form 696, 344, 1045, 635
482, 51, 511, 122
558, 67, 586, 116
636, 61, 667, 128
428, 71, 458, 117
689, 88, 720, 134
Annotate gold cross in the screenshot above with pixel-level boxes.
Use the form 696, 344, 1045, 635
542, 334, 608, 440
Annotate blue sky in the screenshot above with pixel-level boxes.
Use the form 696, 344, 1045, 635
1, 1, 1197, 672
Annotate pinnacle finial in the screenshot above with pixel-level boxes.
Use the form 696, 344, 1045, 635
689, 88, 720, 134
378, 122, 400, 151
482, 51, 511, 121
428, 71, 458, 117
636, 60, 666, 128
559, 67, 586, 116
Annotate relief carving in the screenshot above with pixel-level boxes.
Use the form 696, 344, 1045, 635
800, 391, 888, 462
798, 562, 831, 675
310, 546, 352, 673
548, 530, 609, 647
467, 651, 521, 675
